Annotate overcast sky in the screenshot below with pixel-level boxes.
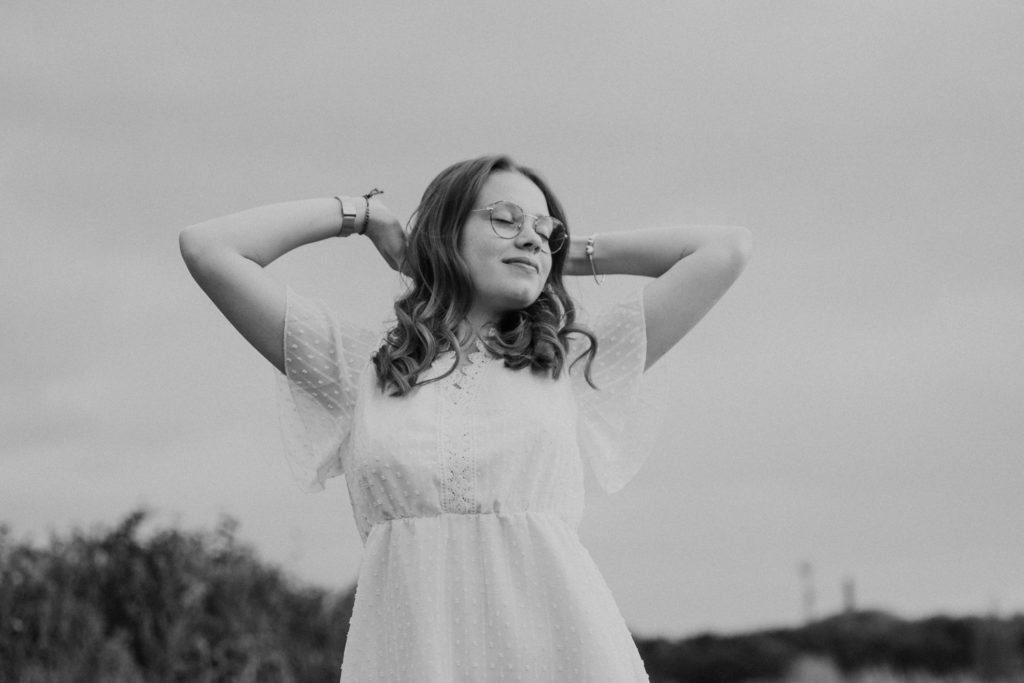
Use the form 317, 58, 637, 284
2, 1, 1022, 638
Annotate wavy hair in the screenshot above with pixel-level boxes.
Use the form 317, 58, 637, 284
372, 155, 597, 396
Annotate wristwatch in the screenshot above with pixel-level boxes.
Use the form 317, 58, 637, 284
334, 196, 359, 237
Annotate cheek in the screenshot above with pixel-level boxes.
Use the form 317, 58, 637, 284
464, 255, 504, 296
461, 233, 501, 267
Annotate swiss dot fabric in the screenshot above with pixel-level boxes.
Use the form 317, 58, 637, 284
572, 295, 663, 494
276, 287, 381, 492
275, 285, 659, 682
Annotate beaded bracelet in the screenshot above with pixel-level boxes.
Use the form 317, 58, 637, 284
585, 234, 605, 285
360, 188, 384, 235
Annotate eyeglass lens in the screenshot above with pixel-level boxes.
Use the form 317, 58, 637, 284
490, 202, 566, 253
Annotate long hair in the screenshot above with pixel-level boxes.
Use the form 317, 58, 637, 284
372, 155, 597, 396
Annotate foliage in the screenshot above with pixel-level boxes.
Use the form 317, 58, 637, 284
782, 655, 1024, 683
638, 630, 795, 683
638, 611, 1024, 683
4, 511, 1023, 682
0, 510, 354, 683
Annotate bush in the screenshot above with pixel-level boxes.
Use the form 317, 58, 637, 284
0, 510, 355, 682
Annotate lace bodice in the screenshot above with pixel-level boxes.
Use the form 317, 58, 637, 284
275, 286, 660, 543
436, 339, 491, 514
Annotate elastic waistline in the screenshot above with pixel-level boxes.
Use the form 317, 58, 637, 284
367, 510, 576, 533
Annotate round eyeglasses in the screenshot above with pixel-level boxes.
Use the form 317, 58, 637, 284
470, 201, 568, 254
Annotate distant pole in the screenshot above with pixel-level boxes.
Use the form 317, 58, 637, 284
799, 561, 816, 623
842, 576, 856, 615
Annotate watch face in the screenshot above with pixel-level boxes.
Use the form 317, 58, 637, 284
333, 196, 358, 235
335, 197, 354, 215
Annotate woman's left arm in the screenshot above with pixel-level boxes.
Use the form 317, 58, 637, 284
565, 226, 753, 370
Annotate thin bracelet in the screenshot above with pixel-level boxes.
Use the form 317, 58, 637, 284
360, 188, 383, 235
585, 234, 605, 285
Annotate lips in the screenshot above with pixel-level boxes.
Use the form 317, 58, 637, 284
502, 257, 539, 273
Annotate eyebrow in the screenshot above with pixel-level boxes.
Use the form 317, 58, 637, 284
484, 200, 554, 218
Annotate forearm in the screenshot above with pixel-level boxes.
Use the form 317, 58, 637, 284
564, 224, 752, 278
179, 197, 365, 268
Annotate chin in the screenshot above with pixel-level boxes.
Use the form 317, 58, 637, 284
495, 291, 542, 314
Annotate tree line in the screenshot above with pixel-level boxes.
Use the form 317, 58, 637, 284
2, 510, 1020, 682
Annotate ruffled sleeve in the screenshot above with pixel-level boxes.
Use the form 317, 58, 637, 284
274, 286, 380, 492
571, 288, 665, 494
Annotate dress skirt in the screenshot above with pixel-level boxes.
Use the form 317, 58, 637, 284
339, 512, 649, 682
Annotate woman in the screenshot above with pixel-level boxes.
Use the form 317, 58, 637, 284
179, 155, 752, 682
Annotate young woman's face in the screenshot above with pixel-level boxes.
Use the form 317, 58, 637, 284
460, 170, 554, 324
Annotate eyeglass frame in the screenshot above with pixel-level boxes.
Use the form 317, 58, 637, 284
469, 201, 568, 254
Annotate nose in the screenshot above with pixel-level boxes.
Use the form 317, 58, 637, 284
514, 217, 543, 252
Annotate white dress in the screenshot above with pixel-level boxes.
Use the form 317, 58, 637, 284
276, 286, 662, 682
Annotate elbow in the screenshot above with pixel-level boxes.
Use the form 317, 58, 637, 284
178, 224, 202, 264
710, 226, 753, 272
178, 224, 219, 279
730, 228, 754, 281
732, 226, 754, 265
706, 227, 753, 284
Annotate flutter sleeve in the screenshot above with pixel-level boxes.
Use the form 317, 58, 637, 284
571, 288, 666, 494
274, 285, 380, 492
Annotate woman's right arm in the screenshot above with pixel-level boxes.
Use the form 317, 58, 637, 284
178, 197, 367, 374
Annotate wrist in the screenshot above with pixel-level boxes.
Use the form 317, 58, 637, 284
334, 195, 365, 237
363, 203, 385, 241
360, 188, 383, 237
563, 234, 591, 276
336, 188, 384, 238
357, 197, 369, 235
561, 233, 606, 283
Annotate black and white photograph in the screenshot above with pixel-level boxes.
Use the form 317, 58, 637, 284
2, 2, 1022, 681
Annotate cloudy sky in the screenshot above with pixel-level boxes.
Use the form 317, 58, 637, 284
2, 2, 1022, 637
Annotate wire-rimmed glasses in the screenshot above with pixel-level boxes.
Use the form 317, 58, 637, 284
470, 201, 568, 254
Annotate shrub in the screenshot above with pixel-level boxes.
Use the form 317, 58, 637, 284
0, 510, 354, 682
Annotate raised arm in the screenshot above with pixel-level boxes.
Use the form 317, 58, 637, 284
178, 196, 404, 373
565, 226, 753, 370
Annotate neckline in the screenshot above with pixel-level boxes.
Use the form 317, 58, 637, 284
437, 333, 495, 357
441, 337, 492, 371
